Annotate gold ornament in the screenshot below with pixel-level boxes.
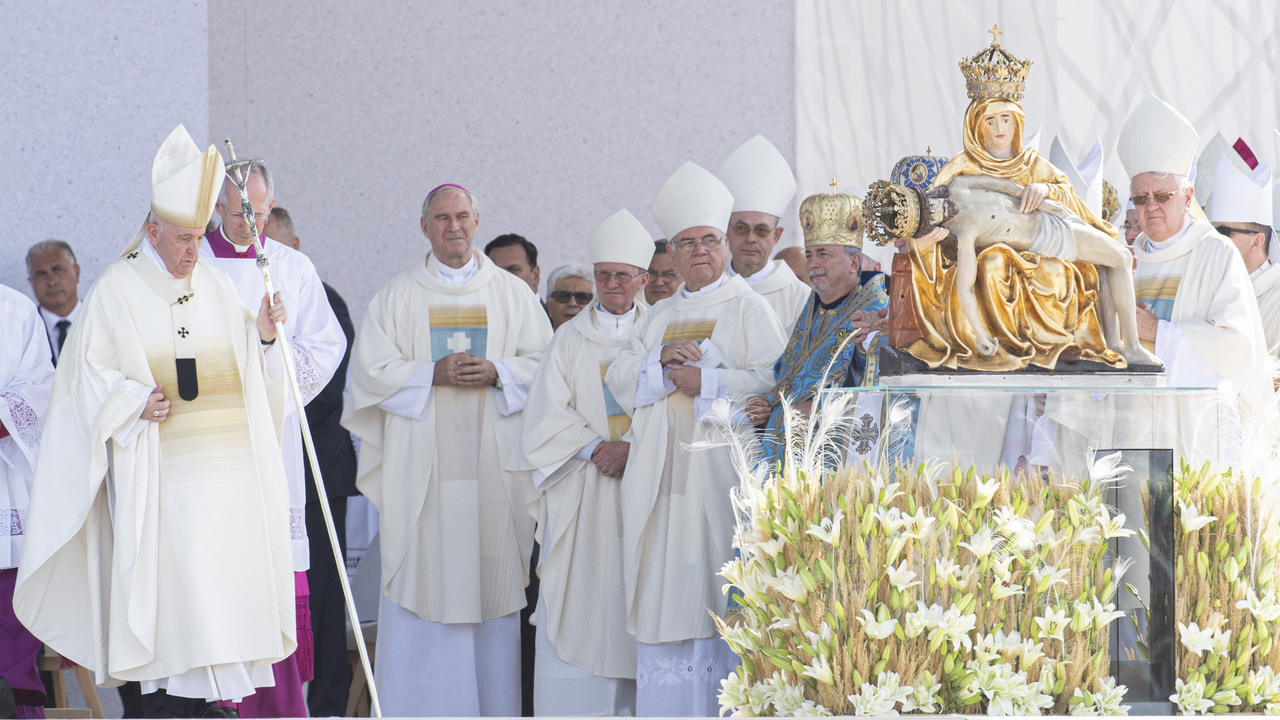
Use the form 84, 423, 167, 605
799, 190, 864, 249
861, 180, 921, 246
958, 25, 1032, 101
1101, 180, 1119, 223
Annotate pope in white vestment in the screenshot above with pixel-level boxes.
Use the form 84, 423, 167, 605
0, 284, 55, 717
342, 183, 551, 717
14, 126, 295, 711
518, 209, 656, 716
718, 135, 809, 333
605, 163, 787, 716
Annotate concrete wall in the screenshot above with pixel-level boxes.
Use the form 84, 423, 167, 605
208, 0, 796, 325
2, 1, 795, 328
0, 1, 209, 300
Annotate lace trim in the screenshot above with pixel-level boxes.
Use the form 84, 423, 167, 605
1, 509, 27, 537
636, 649, 737, 688
290, 507, 307, 540
290, 343, 325, 406
0, 392, 41, 453
0, 438, 22, 472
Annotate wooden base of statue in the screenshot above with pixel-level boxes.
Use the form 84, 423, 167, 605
888, 252, 923, 348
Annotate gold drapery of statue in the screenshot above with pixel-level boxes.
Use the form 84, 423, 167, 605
901, 97, 1123, 371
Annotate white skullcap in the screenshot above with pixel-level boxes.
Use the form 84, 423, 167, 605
1117, 94, 1199, 180
589, 209, 655, 269
151, 125, 225, 228
651, 161, 734, 240
1049, 136, 1104, 218
1210, 154, 1274, 226
716, 135, 797, 218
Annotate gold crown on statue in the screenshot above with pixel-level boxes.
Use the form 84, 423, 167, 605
799, 180, 864, 249
959, 25, 1032, 102
862, 180, 922, 246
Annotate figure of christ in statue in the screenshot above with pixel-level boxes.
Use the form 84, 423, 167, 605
872, 30, 1160, 372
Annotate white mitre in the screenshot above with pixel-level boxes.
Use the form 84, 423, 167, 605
1117, 94, 1199, 180
716, 135, 797, 218
589, 209, 655, 269
122, 125, 226, 256
651, 161, 734, 239
1210, 155, 1274, 226
1192, 133, 1251, 211
1049, 136, 1104, 218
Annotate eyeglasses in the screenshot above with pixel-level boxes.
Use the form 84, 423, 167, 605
594, 269, 643, 284
728, 223, 776, 240
669, 236, 723, 252
549, 291, 593, 304
225, 211, 268, 224
1129, 190, 1184, 206
1215, 225, 1256, 238
647, 269, 680, 281
1119, 222, 1134, 234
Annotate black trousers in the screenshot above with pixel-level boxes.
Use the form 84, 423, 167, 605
304, 497, 352, 717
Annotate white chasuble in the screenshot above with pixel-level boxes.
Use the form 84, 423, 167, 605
518, 303, 646, 681
605, 275, 785, 644
0, 286, 55, 570
14, 253, 294, 689
745, 259, 810, 335
1252, 262, 1280, 357
343, 250, 551, 623
202, 235, 346, 571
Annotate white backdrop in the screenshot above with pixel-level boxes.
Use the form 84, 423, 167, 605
795, 1, 1280, 265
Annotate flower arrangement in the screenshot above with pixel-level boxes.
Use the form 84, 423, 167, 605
714, 395, 1134, 716
1144, 461, 1280, 715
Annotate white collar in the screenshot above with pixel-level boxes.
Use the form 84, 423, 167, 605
141, 237, 180, 279
38, 300, 79, 326
437, 254, 479, 284
681, 273, 726, 299
593, 301, 636, 338
1251, 259, 1272, 281
1144, 215, 1194, 251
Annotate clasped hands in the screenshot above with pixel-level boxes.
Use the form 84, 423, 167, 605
660, 339, 702, 397
433, 352, 498, 387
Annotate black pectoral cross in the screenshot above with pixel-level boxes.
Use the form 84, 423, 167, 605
127, 251, 139, 259
177, 327, 190, 338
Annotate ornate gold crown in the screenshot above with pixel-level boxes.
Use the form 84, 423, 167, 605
1101, 180, 1119, 223
861, 180, 922, 246
959, 25, 1032, 102
799, 186, 863, 249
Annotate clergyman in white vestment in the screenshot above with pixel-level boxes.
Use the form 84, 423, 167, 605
518, 209, 657, 716
606, 163, 787, 716
342, 183, 552, 717
203, 166, 346, 717
14, 126, 296, 719
0, 283, 55, 718
1208, 152, 1280, 357
717, 135, 809, 334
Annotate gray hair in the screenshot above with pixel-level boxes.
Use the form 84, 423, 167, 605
270, 207, 296, 237
845, 246, 862, 258
219, 160, 275, 205
1142, 172, 1192, 192
421, 185, 480, 219
546, 263, 594, 300
26, 238, 77, 271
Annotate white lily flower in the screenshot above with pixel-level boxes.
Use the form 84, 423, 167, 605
991, 578, 1025, 600
1171, 678, 1215, 715
805, 509, 844, 545
1177, 622, 1215, 657
1030, 564, 1070, 591
1236, 588, 1280, 623
875, 506, 909, 534
869, 475, 903, 506
902, 507, 936, 540
768, 616, 798, 632
1211, 628, 1232, 658
974, 475, 1000, 502
755, 537, 786, 558
1096, 506, 1136, 539
935, 557, 960, 585
959, 527, 998, 559
792, 700, 832, 717
800, 654, 835, 686
1035, 606, 1069, 645
1178, 501, 1217, 532
857, 608, 898, 640
885, 564, 921, 592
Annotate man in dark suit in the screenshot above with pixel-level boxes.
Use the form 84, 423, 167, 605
266, 207, 359, 717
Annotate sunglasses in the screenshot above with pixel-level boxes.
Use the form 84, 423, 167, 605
1215, 225, 1256, 238
1129, 190, 1183, 206
549, 291, 593, 304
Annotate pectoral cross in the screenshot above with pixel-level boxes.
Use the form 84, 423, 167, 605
178, 327, 190, 338
829, 178, 839, 193
446, 331, 471, 354
989, 23, 1003, 45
